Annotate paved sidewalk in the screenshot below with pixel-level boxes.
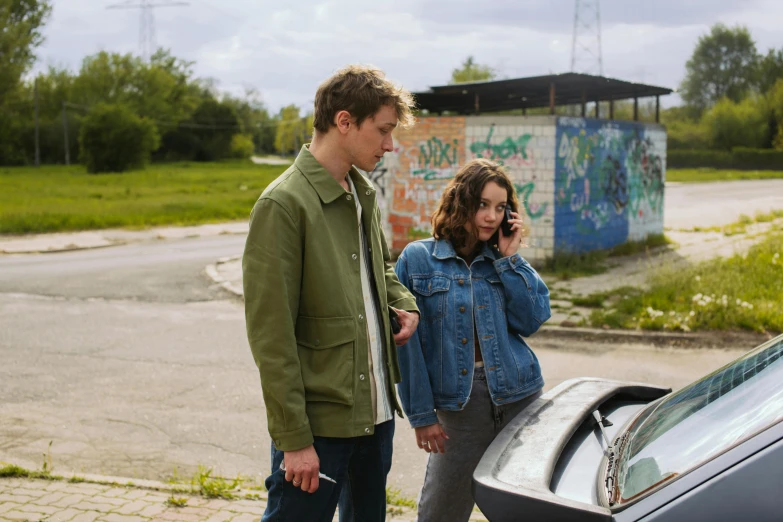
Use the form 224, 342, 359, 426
0, 473, 446, 522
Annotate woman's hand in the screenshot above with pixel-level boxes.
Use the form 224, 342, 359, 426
498, 211, 526, 258
414, 423, 449, 453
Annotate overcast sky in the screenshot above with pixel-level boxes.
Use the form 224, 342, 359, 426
34, 0, 783, 113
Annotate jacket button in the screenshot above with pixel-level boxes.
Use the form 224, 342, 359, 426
347, 195, 353, 201
352, 254, 358, 260
459, 306, 465, 313
315, 340, 320, 346
461, 338, 468, 344
359, 314, 364, 320
458, 279, 464, 285
359, 374, 365, 381
366, 190, 371, 196
461, 368, 467, 375
365, 427, 371, 434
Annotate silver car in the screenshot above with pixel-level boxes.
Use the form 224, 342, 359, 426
473, 333, 783, 522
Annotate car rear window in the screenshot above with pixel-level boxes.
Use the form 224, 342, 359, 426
613, 335, 783, 506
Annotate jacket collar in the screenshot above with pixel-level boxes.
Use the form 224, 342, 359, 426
294, 144, 375, 204
432, 238, 498, 262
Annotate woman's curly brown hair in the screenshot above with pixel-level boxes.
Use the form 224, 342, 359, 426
431, 158, 521, 250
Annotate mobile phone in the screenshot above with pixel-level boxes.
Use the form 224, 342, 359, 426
389, 309, 402, 334
501, 207, 514, 236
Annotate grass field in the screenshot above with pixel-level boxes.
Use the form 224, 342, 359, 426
0, 161, 288, 235
667, 168, 783, 183
2, 162, 780, 236
586, 228, 783, 334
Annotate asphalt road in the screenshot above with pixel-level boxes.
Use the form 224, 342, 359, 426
1, 179, 781, 499
664, 179, 783, 229
0, 234, 749, 499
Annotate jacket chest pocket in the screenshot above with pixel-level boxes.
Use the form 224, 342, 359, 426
295, 316, 355, 406
411, 275, 451, 320
485, 274, 506, 311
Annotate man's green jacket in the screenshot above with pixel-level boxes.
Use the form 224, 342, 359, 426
243, 145, 419, 451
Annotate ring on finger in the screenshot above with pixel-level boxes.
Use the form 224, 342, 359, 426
293, 479, 301, 486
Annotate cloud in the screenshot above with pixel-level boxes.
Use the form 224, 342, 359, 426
33, 0, 783, 112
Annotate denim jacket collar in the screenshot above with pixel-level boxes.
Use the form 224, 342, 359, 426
432, 238, 499, 263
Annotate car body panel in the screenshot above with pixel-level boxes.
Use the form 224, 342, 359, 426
472, 378, 670, 522
552, 401, 649, 505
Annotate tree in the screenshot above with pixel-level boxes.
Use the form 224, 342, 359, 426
72, 50, 198, 123
222, 87, 276, 154
0, 0, 51, 101
187, 98, 241, 161
274, 105, 308, 155
758, 48, 783, 94
449, 56, 496, 85
79, 103, 160, 173
0, 0, 52, 164
679, 24, 759, 114
768, 80, 783, 149
703, 97, 770, 151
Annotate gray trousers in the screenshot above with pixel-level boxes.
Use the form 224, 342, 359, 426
416, 367, 542, 522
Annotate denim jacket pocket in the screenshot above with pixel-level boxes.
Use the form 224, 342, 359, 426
295, 315, 356, 406
411, 275, 450, 319
484, 274, 506, 311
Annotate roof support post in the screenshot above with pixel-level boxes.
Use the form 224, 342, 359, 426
656, 95, 660, 123
594, 101, 600, 119
634, 97, 639, 121
549, 82, 556, 115
474, 92, 480, 114
581, 90, 586, 117
609, 98, 614, 120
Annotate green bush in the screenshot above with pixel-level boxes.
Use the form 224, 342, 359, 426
703, 97, 771, 151
668, 148, 783, 170
230, 133, 255, 159
79, 103, 159, 173
667, 150, 733, 169
667, 120, 711, 150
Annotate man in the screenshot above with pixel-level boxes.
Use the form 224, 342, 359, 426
243, 65, 420, 522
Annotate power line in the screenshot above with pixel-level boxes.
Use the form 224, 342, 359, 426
107, 1, 189, 61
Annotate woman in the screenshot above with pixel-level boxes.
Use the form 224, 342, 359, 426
394, 158, 551, 522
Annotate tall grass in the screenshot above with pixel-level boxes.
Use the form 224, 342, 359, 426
588, 230, 783, 334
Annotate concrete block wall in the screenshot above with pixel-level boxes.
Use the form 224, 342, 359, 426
368, 115, 666, 264
554, 117, 666, 253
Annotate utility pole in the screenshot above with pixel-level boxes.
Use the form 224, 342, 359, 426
571, 0, 604, 76
34, 79, 40, 167
62, 101, 70, 166
107, 0, 189, 61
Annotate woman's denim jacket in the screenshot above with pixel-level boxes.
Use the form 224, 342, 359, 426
394, 238, 551, 428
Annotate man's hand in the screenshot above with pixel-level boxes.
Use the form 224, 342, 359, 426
392, 308, 419, 346
283, 445, 320, 493
414, 423, 449, 453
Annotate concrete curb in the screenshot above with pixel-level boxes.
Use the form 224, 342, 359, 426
205, 255, 244, 298
534, 324, 772, 349
0, 464, 267, 500
0, 223, 249, 255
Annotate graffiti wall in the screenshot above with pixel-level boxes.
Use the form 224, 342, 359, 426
466, 116, 555, 262
554, 117, 666, 253
374, 115, 666, 263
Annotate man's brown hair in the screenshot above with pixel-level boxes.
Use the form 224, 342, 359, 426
431, 159, 522, 250
313, 64, 416, 133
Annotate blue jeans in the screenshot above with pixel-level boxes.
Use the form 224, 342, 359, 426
261, 420, 395, 522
